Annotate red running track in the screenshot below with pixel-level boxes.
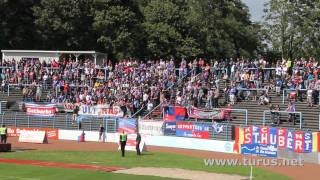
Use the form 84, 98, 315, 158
0, 158, 126, 172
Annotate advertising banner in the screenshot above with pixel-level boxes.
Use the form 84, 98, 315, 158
7, 127, 59, 140
164, 121, 176, 135
188, 106, 225, 120
79, 105, 124, 117
241, 144, 278, 158
18, 130, 47, 144
25, 103, 56, 116
176, 122, 210, 139
138, 120, 163, 136
235, 126, 319, 154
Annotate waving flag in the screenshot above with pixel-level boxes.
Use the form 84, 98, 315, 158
163, 106, 186, 121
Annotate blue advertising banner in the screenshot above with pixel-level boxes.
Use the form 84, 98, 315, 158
164, 122, 176, 135
241, 144, 278, 158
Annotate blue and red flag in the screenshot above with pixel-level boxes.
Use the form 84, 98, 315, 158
118, 118, 137, 134
163, 106, 186, 121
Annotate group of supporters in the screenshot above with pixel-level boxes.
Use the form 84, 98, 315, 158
0, 57, 319, 120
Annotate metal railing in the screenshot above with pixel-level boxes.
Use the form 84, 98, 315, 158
282, 89, 320, 105
142, 67, 199, 119
0, 112, 118, 133
262, 110, 303, 129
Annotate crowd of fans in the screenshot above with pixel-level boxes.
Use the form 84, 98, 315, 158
0, 57, 319, 122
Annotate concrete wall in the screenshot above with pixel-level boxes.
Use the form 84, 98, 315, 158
58, 130, 235, 154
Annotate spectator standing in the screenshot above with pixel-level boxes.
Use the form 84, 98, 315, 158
99, 124, 105, 142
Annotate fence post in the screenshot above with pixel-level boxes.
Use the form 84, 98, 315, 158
1, 112, 4, 125
53, 115, 55, 129
299, 112, 302, 129
90, 118, 92, 131
14, 113, 17, 127
65, 115, 68, 129
7, 84, 9, 96
282, 89, 285, 104
245, 110, 248, 126
263, 111, 266, 126
319, 114, 320, 132
27, 115, 30, 128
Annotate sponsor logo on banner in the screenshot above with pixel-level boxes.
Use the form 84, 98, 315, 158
241, 144, 278, 158
176, 122, 210, 139
25, 103, 56, 116
79, 105, 124, 117
164, 122, 176, 135
138, 120, 163, 136
188, 106, 225, 120
212, 122, 224, 134
7, 127, 59, 140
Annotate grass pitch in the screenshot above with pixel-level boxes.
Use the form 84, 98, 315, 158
0, 151, 290, 180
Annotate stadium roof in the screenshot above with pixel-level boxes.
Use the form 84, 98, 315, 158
1, 50, 107, 65
1, 50, 106, 55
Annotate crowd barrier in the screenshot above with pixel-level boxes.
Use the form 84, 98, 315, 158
263, 110, 303, 129
282, 88, 320, 105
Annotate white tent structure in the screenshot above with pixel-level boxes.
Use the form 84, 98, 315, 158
1, 50, 107, 65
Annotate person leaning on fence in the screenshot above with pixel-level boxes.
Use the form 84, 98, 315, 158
119, 131, 127, 157
0, 124, 7, 144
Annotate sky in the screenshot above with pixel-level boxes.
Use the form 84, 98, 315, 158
242, 0, 269, 22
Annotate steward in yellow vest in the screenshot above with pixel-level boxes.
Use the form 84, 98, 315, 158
119, 131, 127, 157
0, 124, 7, 144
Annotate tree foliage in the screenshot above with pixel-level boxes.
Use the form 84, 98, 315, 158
1, 0, 262, 60
263, 0, 320, 59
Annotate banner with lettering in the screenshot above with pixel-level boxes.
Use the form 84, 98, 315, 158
188, 106, 225, 120
7, 127, 58, 140
234, 126, 319, 153
79, 105, 124, 117
25, 103, 56, 117
176, 121, 210, 139
163, 121, 176, 135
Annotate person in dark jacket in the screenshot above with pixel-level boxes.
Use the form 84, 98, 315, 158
136, 132, 141, 155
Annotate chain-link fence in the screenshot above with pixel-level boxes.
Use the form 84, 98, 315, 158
0, 112, 118, 133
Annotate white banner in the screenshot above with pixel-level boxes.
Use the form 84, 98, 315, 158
78, 105, 124, 117
19, 130, 47, 144
138, 120, 164, 136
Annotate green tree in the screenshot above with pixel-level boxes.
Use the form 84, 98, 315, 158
263, 0, 320, 59
33, 0, 95, 50
142, 0, 202, 58
187, 0, 259, 58
0, 0, 39, 50
92, 0, 144, 59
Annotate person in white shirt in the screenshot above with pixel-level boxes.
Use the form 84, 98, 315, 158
307, 87, 313, 107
